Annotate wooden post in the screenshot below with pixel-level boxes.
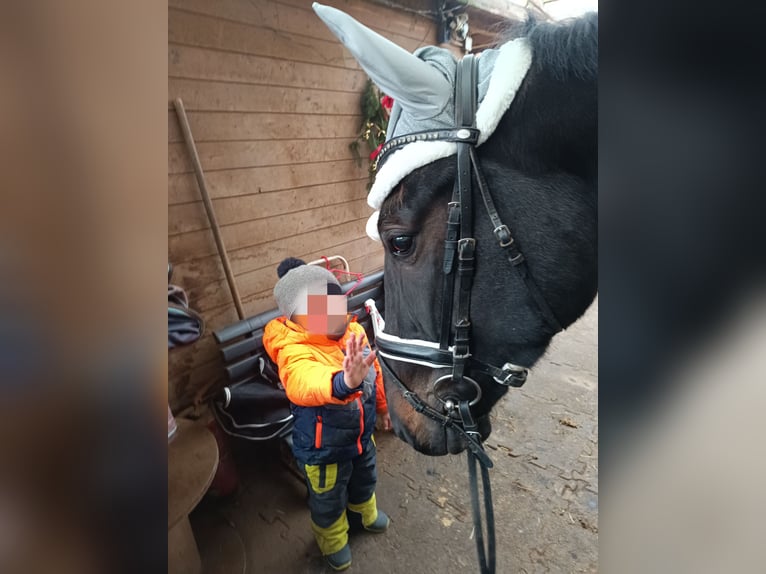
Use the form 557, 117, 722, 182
173, 98, 246, 320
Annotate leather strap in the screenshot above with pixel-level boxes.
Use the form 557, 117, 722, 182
469, 147, 563, 333
377, 353, 493, 469
439, 200, 460, 349
375, 127, 480, 171
451, 55, 477, 383
375, 335, 527, 388
460, 401, 496, 574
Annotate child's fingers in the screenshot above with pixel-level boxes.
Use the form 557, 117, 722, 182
356, 335, 364, 357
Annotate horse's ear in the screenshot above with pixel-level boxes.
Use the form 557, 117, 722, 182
312, 2, 451, 120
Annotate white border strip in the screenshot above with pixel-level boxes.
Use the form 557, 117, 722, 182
378, 350, 450, 370
365, 298, 453, 362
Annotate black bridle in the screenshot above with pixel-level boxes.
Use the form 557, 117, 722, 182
366, 54, 563, 574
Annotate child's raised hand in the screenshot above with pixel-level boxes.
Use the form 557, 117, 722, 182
343, 333, 376, 389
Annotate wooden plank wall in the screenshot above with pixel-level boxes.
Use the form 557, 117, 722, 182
168, 0, 437, 410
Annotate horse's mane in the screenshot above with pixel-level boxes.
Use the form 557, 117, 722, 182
499, 10, 598, 81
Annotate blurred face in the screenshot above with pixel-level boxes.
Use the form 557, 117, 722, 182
292, 282, 348, 337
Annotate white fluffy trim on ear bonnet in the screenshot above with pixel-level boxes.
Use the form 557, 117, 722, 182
312, 3, 532, 240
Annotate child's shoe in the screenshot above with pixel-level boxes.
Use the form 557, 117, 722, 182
363, 509, 390, 533
325, 544, 352, 571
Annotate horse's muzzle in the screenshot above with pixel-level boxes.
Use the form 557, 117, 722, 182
390, 403, 491, 456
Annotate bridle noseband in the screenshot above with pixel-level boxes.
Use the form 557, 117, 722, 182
365, 54, 564, 574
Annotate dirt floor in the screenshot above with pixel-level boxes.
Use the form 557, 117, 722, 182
190, 298, 598, 574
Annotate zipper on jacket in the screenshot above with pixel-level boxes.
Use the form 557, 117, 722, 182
315, 415, 323, 449
356, 397, 364, 455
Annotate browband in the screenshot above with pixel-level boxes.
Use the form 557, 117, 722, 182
374, 127, 480, 172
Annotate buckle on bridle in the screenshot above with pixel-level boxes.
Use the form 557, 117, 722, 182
458, 237, 476, 258
493, 224, 514, 247
493, 363, 529, 387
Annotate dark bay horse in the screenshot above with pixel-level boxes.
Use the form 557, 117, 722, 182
314, 4, 597, 457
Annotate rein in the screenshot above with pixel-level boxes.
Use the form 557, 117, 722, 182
367, 300, 496, 572
369, 54, 563, 574
378, 352, 496, 573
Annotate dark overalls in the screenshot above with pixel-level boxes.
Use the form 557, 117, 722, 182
290, 358, 380, 555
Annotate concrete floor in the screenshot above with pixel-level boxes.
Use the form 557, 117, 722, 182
191, 298, 597, 574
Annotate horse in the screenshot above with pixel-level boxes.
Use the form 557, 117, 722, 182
313, 4, 597, 458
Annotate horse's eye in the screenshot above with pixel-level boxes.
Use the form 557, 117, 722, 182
389, 235, 413, 255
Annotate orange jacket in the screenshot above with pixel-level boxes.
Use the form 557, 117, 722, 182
262, 316, 388, 414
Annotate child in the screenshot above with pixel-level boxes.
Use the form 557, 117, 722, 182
263, 257, 392, 571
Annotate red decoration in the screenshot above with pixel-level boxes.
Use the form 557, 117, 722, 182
369, 142, 384, 161
380, 95, 394, 113
320, 256, 364, 296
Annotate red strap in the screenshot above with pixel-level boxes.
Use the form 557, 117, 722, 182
319, 255, 364, 296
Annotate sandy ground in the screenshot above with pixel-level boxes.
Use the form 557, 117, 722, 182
190, 298, 598, 574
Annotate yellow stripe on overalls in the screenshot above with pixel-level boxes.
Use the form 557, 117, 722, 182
311, 512, 349, 555
304, 463, 338, 494
304, 463, 348, 555
348, 493, 378, 527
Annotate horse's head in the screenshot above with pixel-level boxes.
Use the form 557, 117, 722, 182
314, 4, 597, 455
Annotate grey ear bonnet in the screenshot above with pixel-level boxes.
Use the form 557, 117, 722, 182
312, 3, 532, 240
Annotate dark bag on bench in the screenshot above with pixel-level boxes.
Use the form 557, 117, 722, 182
211, 355, 294, 441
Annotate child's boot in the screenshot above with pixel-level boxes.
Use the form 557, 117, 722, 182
362, 509, 389, 533
348, 493, 390, 533
311, 513, 351, 570
325, 543, 352, 571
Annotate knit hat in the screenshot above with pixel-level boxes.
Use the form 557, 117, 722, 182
273, 257, 342, 319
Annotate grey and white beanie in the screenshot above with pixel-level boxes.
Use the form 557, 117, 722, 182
312, 3, 533, 240
273, 257, 341, 319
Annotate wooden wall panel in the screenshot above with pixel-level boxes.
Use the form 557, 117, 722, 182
169, 44, 367, 91
167, 111, 361, 143
169, 179, 368, 235
168, 138, 358, 174
169, 160, 367, 204
168, 0, 437, 411
168, 9, 361, 70
169, 198, 372, 260
168, 78, 361, 114
169, 0, 429, 51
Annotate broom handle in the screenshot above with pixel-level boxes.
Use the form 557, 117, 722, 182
173, 98, 245, 321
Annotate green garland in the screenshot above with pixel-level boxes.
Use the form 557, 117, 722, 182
349, 79, 391, 190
